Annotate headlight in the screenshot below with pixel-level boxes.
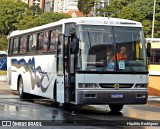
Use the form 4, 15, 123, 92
134, 84, 148, 88
78, 83, 99, 88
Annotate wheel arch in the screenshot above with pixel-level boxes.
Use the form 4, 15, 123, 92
17, 74, 22, 91
53, 79, 57, 100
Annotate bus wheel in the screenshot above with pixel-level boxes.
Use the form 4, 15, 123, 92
109, 104, 124, 112
58, 103, 69, 110
18, 77, 26, 100
53, 82, 59, 107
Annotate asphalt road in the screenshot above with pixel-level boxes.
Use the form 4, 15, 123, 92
0, 82, 160, 129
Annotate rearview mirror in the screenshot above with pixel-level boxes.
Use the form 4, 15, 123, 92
146, 43, 151, 57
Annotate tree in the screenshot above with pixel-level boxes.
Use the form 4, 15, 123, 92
17, 12, 71, 30
96, 2, 115, 17
100, 0, 160, 37
77, 0, 95, 16
0, 0, 28, 35
26, 4, 42, 16
15, 5, 43, 30
0, 35, 7, 50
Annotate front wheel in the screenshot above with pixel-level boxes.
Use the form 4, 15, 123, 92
18, 77, 27, 100
109, 104, 124, 112
58, 102, 70, 110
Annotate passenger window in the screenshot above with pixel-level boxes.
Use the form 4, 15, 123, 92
9, 39, 13, 56
22, 35, 27, 53
38, 32, 44, 52
32, 34, 37, 52
13, 38, 19, 54
50, 30, 58, 52
43, 31, 49, 52
19, 37, 26, 54
28, 35, 33, 52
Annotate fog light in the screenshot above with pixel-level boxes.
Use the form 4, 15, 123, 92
78, 83, 99, 88
136, 94, 147, 98
135, 84, 147, 88
85, 94, 96, 98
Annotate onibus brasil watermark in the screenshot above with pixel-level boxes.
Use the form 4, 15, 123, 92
2, 121, 42, 127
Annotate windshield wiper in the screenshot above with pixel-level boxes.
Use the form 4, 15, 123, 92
100, 53, 135, 73
119, 53, 135, 72
101, 56, 113, 72
124, 59, 135, 72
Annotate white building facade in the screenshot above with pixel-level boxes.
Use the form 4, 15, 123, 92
20, 0, 111, 13
54, 0, 78, 13
53, 0, 111, 13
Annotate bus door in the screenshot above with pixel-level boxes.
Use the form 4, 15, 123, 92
56, 35, 65, 103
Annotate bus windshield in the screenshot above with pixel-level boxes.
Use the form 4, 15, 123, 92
77, 25, 147, 72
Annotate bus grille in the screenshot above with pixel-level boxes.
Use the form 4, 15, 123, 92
99, 83, 133, 88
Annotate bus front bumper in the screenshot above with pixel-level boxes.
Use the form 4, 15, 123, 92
76, 89, 148, 105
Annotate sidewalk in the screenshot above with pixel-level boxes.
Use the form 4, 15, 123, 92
0, 75, 8, 90
148, 96, 160, 102
0, 75, 7, 82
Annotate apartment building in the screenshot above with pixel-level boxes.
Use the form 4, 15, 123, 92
21, 0, 28, 3
54, 0, 78, 13
26, 0, 44, 11
21, 0, 111, 14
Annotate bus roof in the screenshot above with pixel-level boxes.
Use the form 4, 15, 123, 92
0, 51, 7, 55
9, 17, 142, 37
146, 38, 160, 42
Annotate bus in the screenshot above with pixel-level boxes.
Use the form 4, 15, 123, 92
146, 38, 160, 95
0, 51, 7, 70
7, 17, 151, 112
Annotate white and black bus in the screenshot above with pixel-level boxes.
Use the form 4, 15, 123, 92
7, 17, 150, 112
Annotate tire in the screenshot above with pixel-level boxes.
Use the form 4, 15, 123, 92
58, 102, 70, 110
18, 77, 27, 100
53, 82, 59, 107
109, 104, 124, 112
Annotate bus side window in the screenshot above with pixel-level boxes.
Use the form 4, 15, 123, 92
38, 32, 44, 52
43, 30, 49, 52
28, 35, 33, 52
22, 35, 27, 53
9, 39, 13, 56
49, 29, 57, 52
13, 38, 19, 55
32, 33, 37, 52
19, 37, 27, 54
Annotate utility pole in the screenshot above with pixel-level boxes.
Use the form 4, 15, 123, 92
151, 0, 156, 38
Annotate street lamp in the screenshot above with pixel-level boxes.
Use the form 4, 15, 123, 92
151, 0, 156, 38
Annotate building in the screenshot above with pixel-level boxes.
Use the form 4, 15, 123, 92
67, 10, 83, 18
21, 0, 111, 15
21, 0, 28, 4
26, 0, 45, 11
44, 0, 54, 12
54, 0, 78, 13
24, 0, 78, 13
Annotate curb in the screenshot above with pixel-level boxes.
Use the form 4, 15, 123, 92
0, 76, 7, 82
148, 96, 160, 102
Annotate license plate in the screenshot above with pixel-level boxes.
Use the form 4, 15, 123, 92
111, 94, 123, 98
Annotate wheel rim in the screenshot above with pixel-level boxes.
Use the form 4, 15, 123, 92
58, 102, 66, 110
